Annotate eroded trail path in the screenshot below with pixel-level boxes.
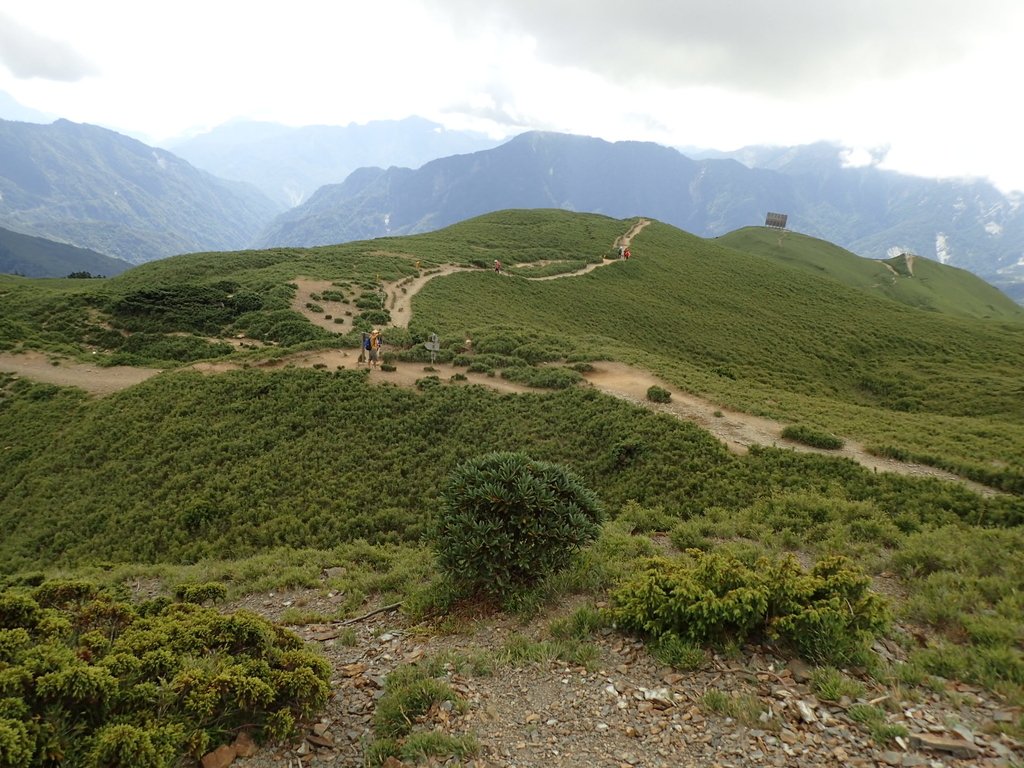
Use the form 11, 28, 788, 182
0, 350, 161, 394
0, 219, 998, 493
581, 361, 996, 493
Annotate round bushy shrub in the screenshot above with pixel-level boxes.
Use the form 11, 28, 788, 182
611, 551, 889, 665
646, 386, 672, 403
433, 452, 604, 601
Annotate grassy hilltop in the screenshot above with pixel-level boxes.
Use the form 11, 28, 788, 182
1, 209, 1023, 764
411, 214, 1024, 490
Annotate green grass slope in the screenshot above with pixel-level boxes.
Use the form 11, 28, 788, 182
2, 209, 1022, 493
2, 367, 1018, 574
4, 209, 1024, 762
717, 226, 1024, 321
412, 217, 1024, 491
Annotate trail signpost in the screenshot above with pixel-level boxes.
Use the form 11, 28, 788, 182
424, 333, 440, 365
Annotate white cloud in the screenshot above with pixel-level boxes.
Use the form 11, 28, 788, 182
0, 10, 97, 81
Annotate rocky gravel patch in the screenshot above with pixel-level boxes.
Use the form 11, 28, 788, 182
220, 590, 1022, 768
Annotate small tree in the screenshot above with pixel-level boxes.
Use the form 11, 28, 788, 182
433, 452, 603, 601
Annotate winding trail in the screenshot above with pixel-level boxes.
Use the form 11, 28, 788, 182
0, 219, 998, 494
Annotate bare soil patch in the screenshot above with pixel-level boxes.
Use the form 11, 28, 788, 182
0, 350, 161, 395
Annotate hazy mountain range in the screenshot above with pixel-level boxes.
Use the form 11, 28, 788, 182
1, 114, 1022, 301
0, 118, 281, 264
165, 116, 500, 207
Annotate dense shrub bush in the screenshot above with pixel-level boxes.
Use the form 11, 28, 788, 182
512, 341, 563, 364
0, 581, 330, 767
646, 386, 671, 403
499, 366, 582, 390
610, 438, 645, 468
104, 333, 234, 365
173, 582, 228, 604
433, 452, 604, 601
781, 424, 844, 450
357, 309, 392, 326
109, 284, 263, 335
611, 551, 889, 665
232, 310, 332, 346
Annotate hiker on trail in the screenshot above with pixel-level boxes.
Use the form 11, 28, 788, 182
623, 248, 631, 260
362, 331, 374, 364
367, 329, 382, 368
494, 259, 502, 274
618, 245, 625, 258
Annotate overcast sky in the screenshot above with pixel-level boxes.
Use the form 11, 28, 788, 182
2, 0, 1023, 193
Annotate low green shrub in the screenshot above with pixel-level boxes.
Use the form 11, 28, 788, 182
781, 425, 844, 450
669, 520, 712, 551
500, 365, 582, 390
617, 501, 676, 533
646, 386, 671, 403
432, 452, 604, 602
173, 582, 227, 604
611, 551, 889, 665
0, 582, 330, 767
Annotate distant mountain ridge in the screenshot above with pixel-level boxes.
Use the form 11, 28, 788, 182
166, 116, 501, 207
256, 132, 1024, 297
0, 118, 282, 264
0, 225, 131, 277
4, 116, 1023, 303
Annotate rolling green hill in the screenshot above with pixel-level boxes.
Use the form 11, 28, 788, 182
410, 214, 1024, 490
0, 224, 133, 278
717, 227, 1024, 321
2, 209, 1022, 494
3, 209, 1024, 762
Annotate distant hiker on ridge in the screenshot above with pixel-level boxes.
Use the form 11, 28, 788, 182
494, 259, 502, 274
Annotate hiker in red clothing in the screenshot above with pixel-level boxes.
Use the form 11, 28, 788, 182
623, 248, 631, 260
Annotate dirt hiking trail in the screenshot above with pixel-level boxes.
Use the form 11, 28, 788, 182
0, 218, 998, 494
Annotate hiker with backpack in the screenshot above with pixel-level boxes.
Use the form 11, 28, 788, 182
367, 329, 382, 368
494, 259, 502, 274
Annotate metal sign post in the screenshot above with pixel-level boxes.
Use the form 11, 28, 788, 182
424, 333, 440, 365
